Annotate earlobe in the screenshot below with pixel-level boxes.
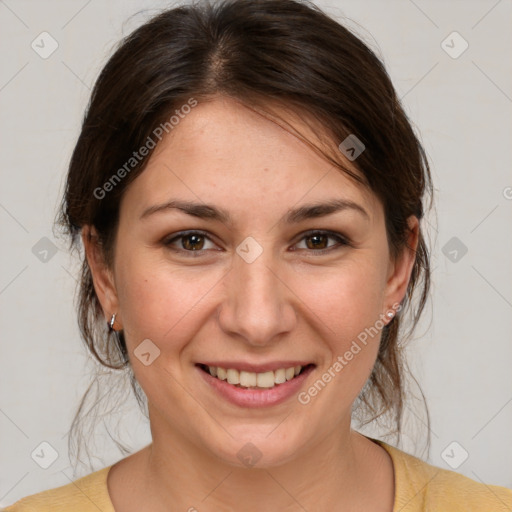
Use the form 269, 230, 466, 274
81, 225, 120, 326
384, 216, 420, 311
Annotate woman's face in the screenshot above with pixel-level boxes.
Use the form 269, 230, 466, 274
87, 96, 417, 467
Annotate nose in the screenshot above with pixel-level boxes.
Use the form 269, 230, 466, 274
217, 248, 297, 347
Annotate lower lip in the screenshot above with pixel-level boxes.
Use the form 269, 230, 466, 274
196, 365, 315, 408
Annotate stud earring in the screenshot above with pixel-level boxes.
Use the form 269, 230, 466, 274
385, 310, 395, 323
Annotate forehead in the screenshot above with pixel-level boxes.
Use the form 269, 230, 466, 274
121, 96, 381, 223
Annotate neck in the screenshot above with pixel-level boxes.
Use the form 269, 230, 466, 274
137, 411, 392, 511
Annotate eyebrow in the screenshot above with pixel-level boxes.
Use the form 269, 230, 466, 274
139, 198, 369, 223
284, 198, 369, 223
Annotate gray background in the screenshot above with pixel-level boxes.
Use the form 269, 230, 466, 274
1, 0, 511, 506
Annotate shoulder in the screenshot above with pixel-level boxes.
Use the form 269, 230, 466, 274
375, 439, 512, 511
1, 466, 115, 512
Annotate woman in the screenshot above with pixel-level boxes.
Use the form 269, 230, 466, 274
4, 0, 511, 510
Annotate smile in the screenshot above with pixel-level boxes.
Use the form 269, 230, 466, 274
196, 363, 316, 408
198, 363, 311, 389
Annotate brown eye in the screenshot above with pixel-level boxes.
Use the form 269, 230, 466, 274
305, 234, 329, 250
294, 231, 349, 253
181, 233, 205, 251
164, 231, 217, 253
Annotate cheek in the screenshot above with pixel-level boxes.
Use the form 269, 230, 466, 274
115, 250, 225, 351
294, 257, 387, 343
293, 263, 388, 411
292, 257, 389, 407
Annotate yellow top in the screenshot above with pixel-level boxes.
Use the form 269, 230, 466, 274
3, 439, 512, 511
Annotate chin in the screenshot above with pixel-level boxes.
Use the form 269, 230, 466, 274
207, 423, 309, 469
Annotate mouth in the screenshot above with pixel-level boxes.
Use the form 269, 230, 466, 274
196, 363, 315, 390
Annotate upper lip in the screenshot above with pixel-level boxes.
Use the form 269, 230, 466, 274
198, 361, 314, 373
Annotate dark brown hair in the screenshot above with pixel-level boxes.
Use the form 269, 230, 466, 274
56, 0, 432, 470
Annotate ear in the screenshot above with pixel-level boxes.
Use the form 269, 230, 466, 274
383, 215, 420, 311
81, 225, 121, 329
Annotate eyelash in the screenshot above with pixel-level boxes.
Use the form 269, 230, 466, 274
163, 230, 350, 257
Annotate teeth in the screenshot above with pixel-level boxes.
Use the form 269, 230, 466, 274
240, 371, 257, 387
257, 371, 275, 388
274, 368, 286, 384
206, 365, 304, 389
226, 369, 240, 385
